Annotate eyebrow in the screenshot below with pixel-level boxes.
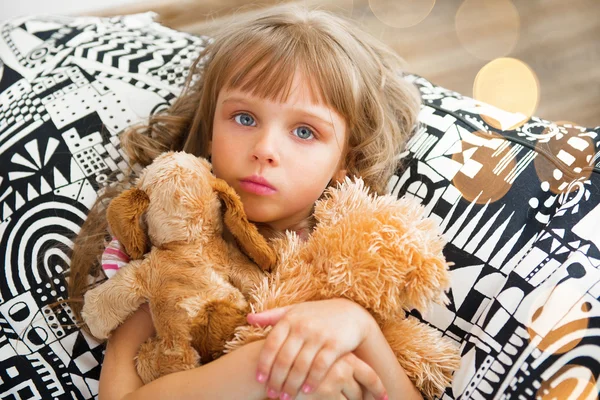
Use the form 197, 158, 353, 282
222, 96, 335, 129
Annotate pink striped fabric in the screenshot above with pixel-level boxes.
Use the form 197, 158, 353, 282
101, 238, 130, 278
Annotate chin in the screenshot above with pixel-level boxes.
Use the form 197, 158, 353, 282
242, 205, 275, 225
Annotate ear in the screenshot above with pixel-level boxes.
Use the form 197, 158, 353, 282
106, 188, 151, 260
211, 177, 277, 271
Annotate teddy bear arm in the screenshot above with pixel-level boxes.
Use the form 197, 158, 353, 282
380, 316, 461, 400
82, 259, 147, 339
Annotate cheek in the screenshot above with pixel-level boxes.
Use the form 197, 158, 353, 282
210, 122, 235, 163
292, 146, 341, 176
288, 152, 337, 191
209, 137, 230, 179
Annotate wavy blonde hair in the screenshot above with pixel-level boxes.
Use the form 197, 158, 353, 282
68, 4, 421, 324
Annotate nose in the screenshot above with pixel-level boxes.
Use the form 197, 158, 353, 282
251, 126, 280, 166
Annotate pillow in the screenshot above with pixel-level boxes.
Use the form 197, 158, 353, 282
398, 77, 600, 399
0, 13, 598, 400
0, 13, 209, 399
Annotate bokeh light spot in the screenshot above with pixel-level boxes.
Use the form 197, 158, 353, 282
527, 282, 591, 356
368, 0, 435, 28
473, 57, 539, 130
537, 365, 597, 400
533, 121, 595, 194
452, 131, 514, 204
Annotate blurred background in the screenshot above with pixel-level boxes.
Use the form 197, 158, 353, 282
2, 0, 599, 127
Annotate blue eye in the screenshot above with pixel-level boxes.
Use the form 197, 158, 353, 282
294, 126, 314, 140
233, 113, 256, 127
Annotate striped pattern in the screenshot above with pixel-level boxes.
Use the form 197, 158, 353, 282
101, 238, 130, 278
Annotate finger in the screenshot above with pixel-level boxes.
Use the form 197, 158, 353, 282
360, 391, 379, 400
302, 346, 339, 394
341, 377, 363, 400
347, 355, 387, 400
248, 306, 292, 327
256, 321, 290, 385
320, 357, 352, 400
280, 341, 322, 398
266, 335, 305, 397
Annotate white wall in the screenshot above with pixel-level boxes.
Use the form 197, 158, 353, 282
1, 0, 147, 21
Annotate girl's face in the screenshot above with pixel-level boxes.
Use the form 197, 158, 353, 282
211, 72, 347, 232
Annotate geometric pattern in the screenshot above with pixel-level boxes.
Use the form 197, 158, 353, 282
0, 13, 208, 399
396, 75, 600, 399
1, 13, 599, 399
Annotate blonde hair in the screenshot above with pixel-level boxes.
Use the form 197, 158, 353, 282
68, 4, 421, 325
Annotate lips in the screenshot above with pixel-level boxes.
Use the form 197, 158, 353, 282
239, 175, 277, 195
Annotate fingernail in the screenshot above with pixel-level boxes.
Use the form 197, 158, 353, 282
267, 388, 279, 398
301, 384, 312, 394
280, 393, 292, 400
381, 395, 388, 400
256, 372, 267, 383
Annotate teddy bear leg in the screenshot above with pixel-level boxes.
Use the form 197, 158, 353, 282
190, 297, 249, 362
136, 336, 200, 384
381, 316, 461, 400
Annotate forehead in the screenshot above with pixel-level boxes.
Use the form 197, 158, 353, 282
221, 70, 322, 107
222, 65, 325, 105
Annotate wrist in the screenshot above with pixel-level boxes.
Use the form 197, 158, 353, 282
354, 311, 380, 356
336, 298, 377, 346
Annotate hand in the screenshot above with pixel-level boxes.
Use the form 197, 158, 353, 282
247, 298, 375, 399
298, 353, 387, 400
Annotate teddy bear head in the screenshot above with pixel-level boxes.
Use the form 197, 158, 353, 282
134, 151, 220, 248
106, 152, 277, 270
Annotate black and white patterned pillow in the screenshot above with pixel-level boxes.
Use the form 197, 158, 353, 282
0, 13, 598, 400
0, 13, 209, 399
398, 77, 600, 399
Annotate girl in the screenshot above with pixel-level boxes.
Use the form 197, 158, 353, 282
68, 4, 423, 400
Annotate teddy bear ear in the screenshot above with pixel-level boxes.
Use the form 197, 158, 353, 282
106, 188, 150, 260
211, 177, 277, 271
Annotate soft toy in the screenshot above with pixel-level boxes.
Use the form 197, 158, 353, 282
225, 178, 461, 399
82, 150, 461, 398
81, 151, 278, 383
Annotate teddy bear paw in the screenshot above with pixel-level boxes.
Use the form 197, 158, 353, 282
81, 291, 123, 339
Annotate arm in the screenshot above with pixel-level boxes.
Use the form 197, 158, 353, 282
248, 299, 422, 399
123, 340, 269, 400
99, 304, 271, 400
99, 304, 154, 399
354, 315, 423, 400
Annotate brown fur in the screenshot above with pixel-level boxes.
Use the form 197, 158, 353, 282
82, 151, 459, 397
106, 188, 150, 259
212, 178, 277, 270
225, 178, 461, 399
68, 5, 422, 339
81, 152, 275, 383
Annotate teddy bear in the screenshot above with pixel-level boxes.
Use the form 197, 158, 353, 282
81, 151, 278, 383
82, 150, 461, 397
224, 177, 461, 399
